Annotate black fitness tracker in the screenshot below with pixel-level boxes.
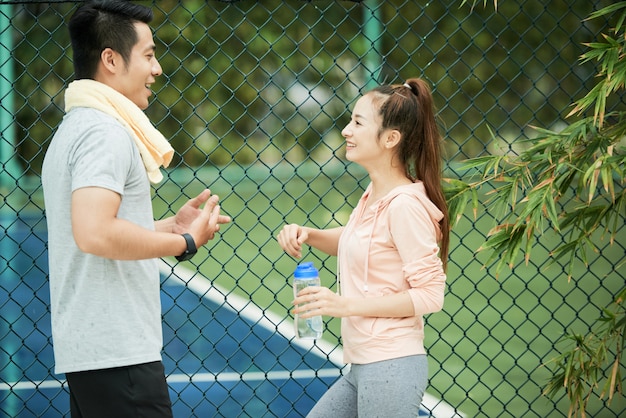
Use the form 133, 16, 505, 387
176, 233, 197, 261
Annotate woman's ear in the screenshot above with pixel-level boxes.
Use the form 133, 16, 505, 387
384, 129, 402, 149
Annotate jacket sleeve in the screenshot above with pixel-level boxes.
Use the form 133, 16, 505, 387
387, 195, 446, 315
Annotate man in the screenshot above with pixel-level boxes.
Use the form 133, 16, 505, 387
41, 1, 230, 416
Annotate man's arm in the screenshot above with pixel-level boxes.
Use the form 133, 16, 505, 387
71, 187, 228, 260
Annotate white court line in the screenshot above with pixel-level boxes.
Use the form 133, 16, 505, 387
167, 369, 342, 384
1, 380, 67, 391
1, 261, 465, 417
161, 260, 466, 418
159, 260, 344, 366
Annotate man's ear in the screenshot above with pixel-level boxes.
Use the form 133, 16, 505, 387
100, 48, 120, 74
384, 129, 402, 149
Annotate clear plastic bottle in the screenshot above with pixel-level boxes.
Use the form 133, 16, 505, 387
293, 262, 324, 339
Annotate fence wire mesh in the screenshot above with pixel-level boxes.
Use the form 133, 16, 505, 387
1, 0, 625, 417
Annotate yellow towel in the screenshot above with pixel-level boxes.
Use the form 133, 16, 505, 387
64, 79, 174, 184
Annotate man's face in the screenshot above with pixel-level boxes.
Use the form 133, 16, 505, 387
116, 22, 162, 110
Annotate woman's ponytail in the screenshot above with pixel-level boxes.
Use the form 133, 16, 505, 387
371, 78, 450, 269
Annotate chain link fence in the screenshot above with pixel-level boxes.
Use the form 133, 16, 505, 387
1, 0, 625, 417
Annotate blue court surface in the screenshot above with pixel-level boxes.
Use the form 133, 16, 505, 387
1, 213, 463, 417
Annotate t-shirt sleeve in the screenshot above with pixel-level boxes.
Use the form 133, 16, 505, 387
69, 121, 136, 196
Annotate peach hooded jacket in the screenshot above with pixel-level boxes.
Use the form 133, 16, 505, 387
337, 181, 446, 365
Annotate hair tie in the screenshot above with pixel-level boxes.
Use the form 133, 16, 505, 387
403, 82, 411, 89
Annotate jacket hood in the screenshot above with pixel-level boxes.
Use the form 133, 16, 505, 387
366, 181, 444, 228
339, 181, 444, 295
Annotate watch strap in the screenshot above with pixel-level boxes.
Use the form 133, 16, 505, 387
175, 233, 197, 261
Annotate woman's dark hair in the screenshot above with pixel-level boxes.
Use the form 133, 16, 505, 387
68, 0, 154, 79
368, 78, 450, 269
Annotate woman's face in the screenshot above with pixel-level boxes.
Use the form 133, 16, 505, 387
341, 94, 385, 166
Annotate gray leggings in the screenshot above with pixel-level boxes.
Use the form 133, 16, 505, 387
306, 355, 428, 418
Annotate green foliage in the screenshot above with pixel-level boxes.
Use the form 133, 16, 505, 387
452, 2, 626, 416
13, 1, 604, 176
543, 290, 625, 418
460, 0, 498, 11
444, 177, 478, 225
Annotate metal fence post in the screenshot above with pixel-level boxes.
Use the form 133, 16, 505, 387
0, 5, 20, 193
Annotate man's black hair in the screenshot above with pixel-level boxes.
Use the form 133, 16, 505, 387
68, 0, 154, 79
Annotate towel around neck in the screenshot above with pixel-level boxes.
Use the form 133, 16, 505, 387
64, 79, 174, 184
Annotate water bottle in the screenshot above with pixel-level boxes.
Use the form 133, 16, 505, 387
293, 262, 324, 339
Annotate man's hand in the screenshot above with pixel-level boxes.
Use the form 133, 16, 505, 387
175, 189, 231, 247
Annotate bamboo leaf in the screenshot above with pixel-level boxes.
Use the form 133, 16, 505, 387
586, 2, 626, 22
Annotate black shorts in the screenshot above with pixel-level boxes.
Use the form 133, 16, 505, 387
66, 361, 173, 418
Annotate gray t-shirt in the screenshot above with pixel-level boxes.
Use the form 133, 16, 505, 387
42, 107, 162, 374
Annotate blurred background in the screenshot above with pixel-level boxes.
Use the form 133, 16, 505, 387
1, 1, 624, 417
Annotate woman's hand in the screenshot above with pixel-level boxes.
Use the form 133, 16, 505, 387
294, 286, 417, 319
292, 286, 348, 318
277, 223, 309, 258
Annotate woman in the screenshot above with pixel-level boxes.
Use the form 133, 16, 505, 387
277, 78, 450, 417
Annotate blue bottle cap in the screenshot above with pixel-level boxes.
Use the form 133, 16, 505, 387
294, 262, 319, 279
